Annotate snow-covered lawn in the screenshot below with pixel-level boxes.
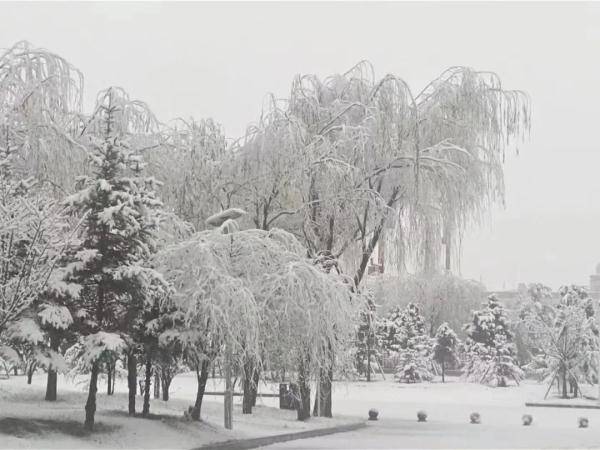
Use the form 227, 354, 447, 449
0, 372, 356, 449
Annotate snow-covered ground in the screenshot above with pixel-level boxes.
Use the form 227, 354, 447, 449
0, 372, 355, 449
262, 376, 600, 449
4, 373, 600, 449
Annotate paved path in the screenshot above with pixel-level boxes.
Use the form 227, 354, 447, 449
260, 413, 600, 449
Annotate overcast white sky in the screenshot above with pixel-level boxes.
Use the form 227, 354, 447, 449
2, 2, 599, 291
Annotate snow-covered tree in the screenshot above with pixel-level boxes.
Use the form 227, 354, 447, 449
355, 290, 379, 381
463, 295, 523, 387
378, 307, 405, 355
63, 87, 166, 430
0, 152, 76, 355
390, 303, 433, 383
0, 42, 82, 343
145, 118, 233, 231
0, 41, 85, 194
514, 283, 554, 366
369, 273, 486, 337
433, 322, 459, 382
236, 63, 528, 412
230, 98, 304, 233
521, 285, 598, 398
155, 226, 358, 422
0, 41, 85, 400
238, 62, 530, 288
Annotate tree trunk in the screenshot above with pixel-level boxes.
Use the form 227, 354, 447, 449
250, 369, 260, 407
26, 362, 35, 384
45, 335, 60, 401
142, 359, 152, 417
161, 368, 172, 401
313, 353, 333, 417
224, 353, 233, 430
444, 223, 452, 273
153, 371, 160, 399
242, 359, 253, 414
353, 187, 400, 287
127, 353, 137, 416
26, 362, 37, 384
191, 360, 209, 421
45, 370, 57, 401
107, 364, 112, 395
84, 362, 99, 431
441, 361, 445, 383
321, 367, 333, 417
366, 339, 371, 382
297, 358, 311, 421
13, 366, 18, 376
562, 366, 568, 399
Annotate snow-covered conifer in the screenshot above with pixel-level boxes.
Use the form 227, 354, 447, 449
433, 322, 459, 382
63, 88, 166, 430
463, 295, 523, 387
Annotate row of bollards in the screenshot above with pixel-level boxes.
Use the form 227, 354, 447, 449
368, 410, 590, 428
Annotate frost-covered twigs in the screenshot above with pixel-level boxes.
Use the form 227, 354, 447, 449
0, 179, 73, 338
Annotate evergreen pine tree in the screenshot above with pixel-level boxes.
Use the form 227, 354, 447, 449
433, 322, 459, 382
63, 88, 165, 430
378, 306, 404, 354
463, 294, 523, 387
383, 303, 433, 383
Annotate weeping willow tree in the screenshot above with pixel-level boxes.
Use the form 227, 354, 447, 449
154, 226, 357, 423
143, 118, 234, 231
228, 95, 305, 232
239, 60, 530, 286
236, 61, 530, 415
0, 41, 86, 194
405, 67, 531, 274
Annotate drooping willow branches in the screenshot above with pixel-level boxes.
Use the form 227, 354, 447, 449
0, 41, 85, 193
153, 226, 358, 389
234, 60, 531, 285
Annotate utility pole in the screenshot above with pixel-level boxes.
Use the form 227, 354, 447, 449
205, 207, 247, 431
224, 343, 233, 429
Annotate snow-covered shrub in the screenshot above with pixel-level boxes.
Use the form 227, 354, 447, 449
433, 322, 459, 382
417, 410, 427, 422
395, 339, 434, 383
470, 412, 481, 424
462, 295, 523, 387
